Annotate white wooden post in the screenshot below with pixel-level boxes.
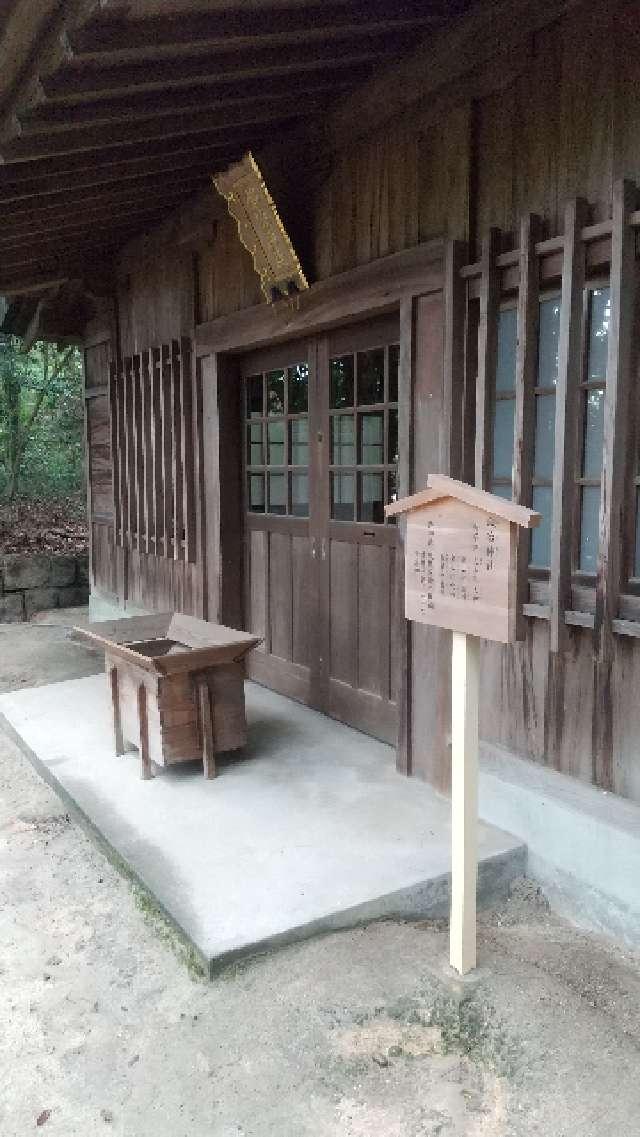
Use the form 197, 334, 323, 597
450, 630, 480, 975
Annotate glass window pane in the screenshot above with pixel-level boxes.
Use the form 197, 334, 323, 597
330, 355, 354, 408
247, 422, 263, 466
490, 482, 513, 500
246, 375, 263, 418
267, 420, 285, 465
530, 485, 553, 567
582, 388, 605, 479
288, 363, 308, 413
331, 472, 354, 520
579, 484, 601, 572
247, 473, 265, 513
388, 409, 398, 467
357, 348, 385, 405
359, 412, 384, 465
496, 308, 517, 392
587, 288, 611, 383
291, 473, 309, 517
359, 472, 384, 523
635, 489, 640, 578
537, 298, 561, 387
533, 393, 555, 480
388, 343, 399, 402
266, 369, 285, 415
268, 472, 286, 515
331, 414, 355, 464
492, 398, 515, 480
289, 419, 308, 466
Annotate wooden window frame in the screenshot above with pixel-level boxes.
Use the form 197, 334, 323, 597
571, 276, 610, 592
529, 288, 562, 574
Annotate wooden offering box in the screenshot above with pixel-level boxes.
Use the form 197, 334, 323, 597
74, 613, 261, 780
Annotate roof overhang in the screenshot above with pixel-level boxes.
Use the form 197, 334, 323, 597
0, 0, 472, 305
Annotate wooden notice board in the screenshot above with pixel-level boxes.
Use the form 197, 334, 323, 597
387, 475, 541, 646
386, 475, 541, 975
405, 498, 516, 643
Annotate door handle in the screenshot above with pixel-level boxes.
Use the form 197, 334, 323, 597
321, 538, 327, 561
311, 538, 316, 559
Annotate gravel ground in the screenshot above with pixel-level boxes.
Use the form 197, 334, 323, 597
1, 615, 640, 1136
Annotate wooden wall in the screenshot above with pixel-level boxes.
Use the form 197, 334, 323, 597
84, 0, 640, 802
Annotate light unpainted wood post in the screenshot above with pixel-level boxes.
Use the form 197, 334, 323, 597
109, 664, 125, 756
137, 682, 153, 781
450, 630, 480, 975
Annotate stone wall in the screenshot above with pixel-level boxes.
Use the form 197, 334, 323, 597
0, 553, 89, 622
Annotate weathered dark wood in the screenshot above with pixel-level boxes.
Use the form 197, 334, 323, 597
69, 3, 440, 56
196, 241, 444, 355
395, 296, 415, 775
474, 229, 500, 489
137, 682, 152, 780
110, 664, 125, 756
4, 98, 323, 163
595, 180, 638, 652
197, 675, 216, 780
42, 29, 419, 102
513, 214, 541, 636
549, 199, 588, 653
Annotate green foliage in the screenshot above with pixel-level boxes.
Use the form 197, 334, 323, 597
0, 336, 84, 500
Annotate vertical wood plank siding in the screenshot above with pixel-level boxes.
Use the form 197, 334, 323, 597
549, 199, 588, 653
94, 0, 640, 802
110, 341, 196, 564
474, 230, 500, 489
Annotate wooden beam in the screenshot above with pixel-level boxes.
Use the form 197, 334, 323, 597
41, 29, 414, 102
513, 214, 541, 636
549, 199, 588, 653
196, 240, 444, 355
0, 131, 248, 191
6, 174, 204, 220
1, 196, 190, 244
474, 229, 500, 490
0, 152, 219, 204
69, 2, 442, 56
19, 71, 363, 134
0, 217, 171, 268
595, 180, 638, 652
2, 98, 318, 162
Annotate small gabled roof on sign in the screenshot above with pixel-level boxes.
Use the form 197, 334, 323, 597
385, 475, 541, 529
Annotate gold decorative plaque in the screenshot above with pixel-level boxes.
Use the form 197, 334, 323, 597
213, 152, 308, 303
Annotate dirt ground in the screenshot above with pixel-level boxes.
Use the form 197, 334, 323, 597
1, 615, 640, 1136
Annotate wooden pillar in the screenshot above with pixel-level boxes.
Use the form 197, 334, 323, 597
450, 631, 480, 975
475, 229, 500, 490
197, 675, 217, 779
109, 665, 125, 756
137, 683, 152, 781
201, 353, 243, 627
549, 198, 588, 653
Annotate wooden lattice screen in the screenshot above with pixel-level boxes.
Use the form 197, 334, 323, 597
108, 336, 196, 562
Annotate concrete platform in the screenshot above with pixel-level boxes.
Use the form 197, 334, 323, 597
0, 674, 525, 974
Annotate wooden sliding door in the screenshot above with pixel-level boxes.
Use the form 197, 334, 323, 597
316, 316, 400, 744
241, 315, 400, 743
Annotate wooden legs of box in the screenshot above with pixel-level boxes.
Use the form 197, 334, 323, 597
137, 682, 153, 780
108, 661, 223, 780
109, 666, 125, 756
450, 631, 480, 976
196, 675, 217, 779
